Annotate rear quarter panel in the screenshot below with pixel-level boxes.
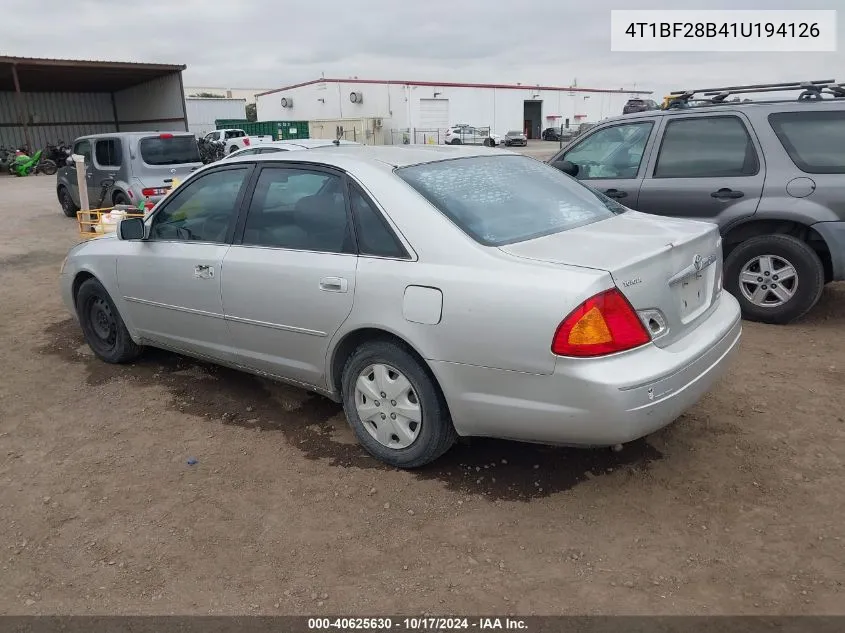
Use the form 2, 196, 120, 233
325, 160, 614, 382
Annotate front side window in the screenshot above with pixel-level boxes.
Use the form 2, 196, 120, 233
654, 116, 759, 178
73, 140, 92, 163
562, 122, 653, 179
769, 111, 845, 174
397, 155, 623, 247
94, 139, 122, 167
241, 167, 351, 253
149, 167, 248, 243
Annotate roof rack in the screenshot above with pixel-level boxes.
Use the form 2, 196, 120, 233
665, 80, 845, 108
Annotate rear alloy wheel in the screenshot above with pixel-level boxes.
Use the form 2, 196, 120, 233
341, 341, 456, 468
112, 192, 129, 206
59, 186, 79, 218
724, 234, 824, 324
76, 278, 143, 363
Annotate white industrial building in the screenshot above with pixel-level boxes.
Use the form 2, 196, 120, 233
256, 78, 651, 144
185, 97, 247, 137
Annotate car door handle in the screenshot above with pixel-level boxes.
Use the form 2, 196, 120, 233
194, 264, 214, 279
711, 188, 744, 199
319, 276, 348, 293
603, 188, 628, 199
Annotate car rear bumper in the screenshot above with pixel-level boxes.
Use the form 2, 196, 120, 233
431, 291, 742, 446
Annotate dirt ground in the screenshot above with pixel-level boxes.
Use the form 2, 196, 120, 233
0, 157, 843, 616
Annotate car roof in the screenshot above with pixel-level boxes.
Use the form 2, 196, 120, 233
607, 98, 845, 124
275, 139, 360, 148
223, 144, 513, 169
76, 131, 194, 141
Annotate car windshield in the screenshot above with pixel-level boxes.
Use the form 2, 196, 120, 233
396, 155, 624, 246
139, 136, 201, 165
507, 131, 522, 136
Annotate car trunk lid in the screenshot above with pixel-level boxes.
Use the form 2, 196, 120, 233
499, 211, 723, 348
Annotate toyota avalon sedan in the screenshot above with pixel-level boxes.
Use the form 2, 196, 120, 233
59, 145, 741, 468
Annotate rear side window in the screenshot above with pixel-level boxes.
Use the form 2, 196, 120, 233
349, 185, 408, 258
396, 155, 622, 247
94, 138, 122, 167
139, 135, 201, 165
654, 116, 759, 178
768, 111, 845, 174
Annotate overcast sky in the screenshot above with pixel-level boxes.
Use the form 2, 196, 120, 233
2, 0, 841, 97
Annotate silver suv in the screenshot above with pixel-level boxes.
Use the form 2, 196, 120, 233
57, 132, 202, 216
549, 83, 845, 324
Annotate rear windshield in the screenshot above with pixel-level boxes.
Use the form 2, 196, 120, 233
139, 136, 201, 166
768, 111, 845, 174
396, 155, 624, 246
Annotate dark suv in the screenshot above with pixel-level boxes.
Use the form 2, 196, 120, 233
622, 98, 659, 114
549, 92, 845, 324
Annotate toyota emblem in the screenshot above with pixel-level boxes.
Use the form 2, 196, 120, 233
170, 168, 176, 174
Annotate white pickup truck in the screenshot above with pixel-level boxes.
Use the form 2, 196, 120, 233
204, 129, 273, 155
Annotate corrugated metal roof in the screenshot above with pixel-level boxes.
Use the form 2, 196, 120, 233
258, 78, 652, 98
0, 56, 185, 70
0, 56, 185, 93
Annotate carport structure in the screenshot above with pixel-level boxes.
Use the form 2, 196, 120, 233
0, 56, 189, 151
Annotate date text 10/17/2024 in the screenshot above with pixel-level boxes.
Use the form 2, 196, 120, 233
307, 617, 528, 630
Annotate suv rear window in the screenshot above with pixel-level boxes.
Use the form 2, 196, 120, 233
768, 111, 845, 174
139, 136, 201, 166
396, 155, 624, 246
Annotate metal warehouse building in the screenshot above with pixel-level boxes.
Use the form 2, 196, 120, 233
0, 56, 189, 150
185, 97, 247, 137
256, 78, 651, 144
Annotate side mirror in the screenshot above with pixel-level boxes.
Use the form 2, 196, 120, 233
117, 217, 146, 241
552, 160, 579, 176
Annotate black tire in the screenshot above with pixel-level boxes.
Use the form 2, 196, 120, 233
450, 138, 462, 145
38, 159, 57, 176
58, 186, 79, 218
112, 191, 129, 206
341, 340, 457, 469
483, 137, 494, 147
724, 234, 824, 324
229, 145, 239, 154
76, 278, 143, 364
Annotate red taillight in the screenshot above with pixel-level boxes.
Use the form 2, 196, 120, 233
141, 187, 169, 197
551, 288, 650, 357
243, 138, 251, 146
159, 133, 173, 139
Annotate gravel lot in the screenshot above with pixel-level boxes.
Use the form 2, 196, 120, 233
1, 149, 843, 615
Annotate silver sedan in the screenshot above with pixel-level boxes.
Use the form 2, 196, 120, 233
60, 145, 742, 468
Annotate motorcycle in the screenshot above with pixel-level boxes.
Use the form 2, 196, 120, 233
197, 136, 226, 164
8, 148, 57, 176
44, 141, 71, 166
